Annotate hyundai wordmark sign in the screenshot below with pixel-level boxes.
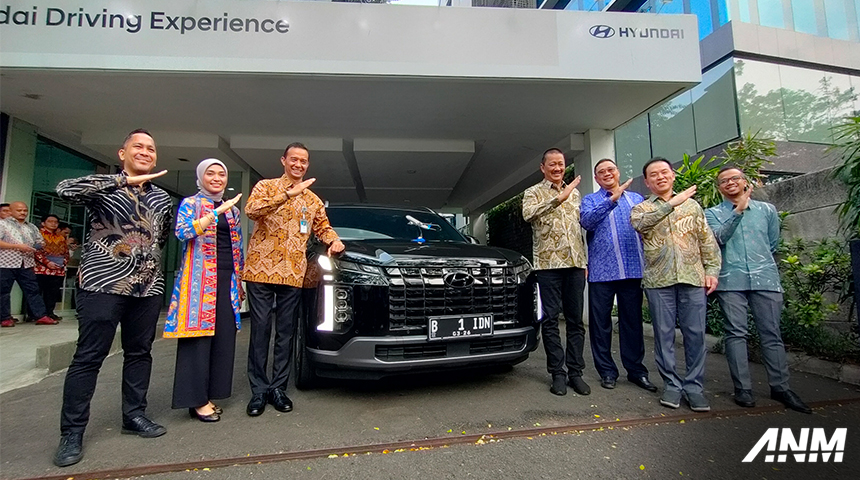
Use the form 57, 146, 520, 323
589, 24, 686, 39
0, 0, 700, 83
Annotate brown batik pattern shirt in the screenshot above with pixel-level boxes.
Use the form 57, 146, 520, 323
243, 176, 340, 287
630, 195, 721, 289
522, 179, 587, 271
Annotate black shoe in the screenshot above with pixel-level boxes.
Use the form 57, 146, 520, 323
771, 389, 812, 414
53, 432, 83, 467
550, 374, 567, 396
600, 377, 616, 389
628, 375, 658, 392
269, 388, 293, 413
247, 393, 267, 416
211, 403, 223, 415
569, 376, 591, 395
734, 389, 756, 408
189, 407, 221, 422
121, 416, 166, 438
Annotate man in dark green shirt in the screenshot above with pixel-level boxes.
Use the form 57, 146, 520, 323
705, 166, 810, 414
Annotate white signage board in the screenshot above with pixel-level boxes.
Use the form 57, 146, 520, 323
0, 1, 700, 82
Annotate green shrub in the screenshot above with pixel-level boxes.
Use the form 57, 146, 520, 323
778, 238, 852, 328
831, 116, 860, 239
776, 238, 859, 362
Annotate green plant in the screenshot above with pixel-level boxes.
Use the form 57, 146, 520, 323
671, 131, 777, 210
672, 153, 727, 209
778, 238, 852, 328
721, 130, 777, 186
705, 297, 726, 337
830, 116, 860, 239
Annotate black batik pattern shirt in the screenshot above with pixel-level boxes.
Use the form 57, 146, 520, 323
57, 173, 173, 297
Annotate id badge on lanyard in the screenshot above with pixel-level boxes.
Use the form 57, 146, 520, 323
300, 206, 308, 234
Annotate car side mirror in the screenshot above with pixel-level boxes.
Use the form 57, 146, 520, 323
466, 235, 481, 245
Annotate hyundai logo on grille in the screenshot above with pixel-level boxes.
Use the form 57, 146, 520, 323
444, 272, 475, 288
590, 25, 615, 38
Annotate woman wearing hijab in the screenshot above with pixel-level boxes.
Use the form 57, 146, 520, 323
164, 159, 244, 422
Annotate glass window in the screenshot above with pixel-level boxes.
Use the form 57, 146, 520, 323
758, 0, 786, 28
734, 59, 787, 140
639, 0, 686, 14
780, 65, 855, 143
584, 0, 605, 11
650, 92, 697, 164
691, 0, 715, 38
326, 207, 467, 243
791, 0, 819, 35
614, 115, 652, 182
738, 0, 752, 22
656, 0, 685, 14
857, 0, 860, 39
717, 0, 731, 26
692, 60, 740, 150
852, 76, 860, 115
824, 0, 850, 40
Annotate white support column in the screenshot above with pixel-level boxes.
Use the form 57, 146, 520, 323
572, 129, 615, 196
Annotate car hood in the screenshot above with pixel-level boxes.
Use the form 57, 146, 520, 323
338, 240, 528, 266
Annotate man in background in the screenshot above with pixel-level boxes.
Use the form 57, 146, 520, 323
35, 214, 69, 322
0, 202, 56, 327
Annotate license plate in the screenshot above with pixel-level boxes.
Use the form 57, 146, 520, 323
428, 314, 493, 340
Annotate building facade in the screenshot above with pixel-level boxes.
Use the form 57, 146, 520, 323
602, 0, 860, 179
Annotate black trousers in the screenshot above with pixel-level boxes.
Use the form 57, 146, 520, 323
60, 289, 162, 434
172, 269, 238, 409
588, 279, 648, 380
535, 268, 586, 378
0, 267, 47, 319
37, 274, 65, 317
246, 281, 301, 395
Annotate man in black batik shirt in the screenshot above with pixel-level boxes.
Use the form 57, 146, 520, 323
52, 129, 173, 468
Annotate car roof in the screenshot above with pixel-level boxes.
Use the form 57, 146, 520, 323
325, 203, 437, 215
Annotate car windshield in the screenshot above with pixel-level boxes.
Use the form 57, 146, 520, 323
326, 207, 467, 243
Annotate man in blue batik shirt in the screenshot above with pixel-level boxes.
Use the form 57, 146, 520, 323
705, 166, 811, 414
580, 159, 657, 392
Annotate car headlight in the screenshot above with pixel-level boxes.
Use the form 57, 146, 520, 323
317, 256, 387, 286
513, 259, 532, 284
318, 285, 354, 333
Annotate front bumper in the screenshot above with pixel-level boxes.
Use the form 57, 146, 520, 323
308, 326, 538, 380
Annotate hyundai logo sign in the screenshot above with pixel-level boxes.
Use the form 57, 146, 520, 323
589, 25, 615, 38
444, 272, 475, 289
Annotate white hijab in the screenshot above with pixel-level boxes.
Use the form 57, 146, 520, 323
196, 158, 228, 202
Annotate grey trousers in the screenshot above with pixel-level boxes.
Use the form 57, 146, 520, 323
645, 284, 707, 395
716, 290, 790, 393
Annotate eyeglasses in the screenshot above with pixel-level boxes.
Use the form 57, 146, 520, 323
718, 175, 744, 186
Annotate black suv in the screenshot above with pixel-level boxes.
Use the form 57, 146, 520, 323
295, 204, 538, 388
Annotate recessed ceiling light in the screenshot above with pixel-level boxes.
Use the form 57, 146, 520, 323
228, 187, 235, 191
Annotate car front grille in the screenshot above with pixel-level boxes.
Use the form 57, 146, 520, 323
386, 265, 520, 334
374, 334, 527, 362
